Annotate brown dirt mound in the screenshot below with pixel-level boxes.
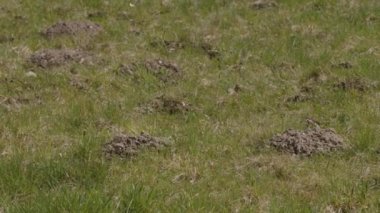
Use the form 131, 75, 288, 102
269, 123, 346, 156
144, 59, 181, 82
41, 21, 102, 38
138, 95, 191, 114
251, 0, 278, 10
103, 132, 169, 158
30, 49, 89, 68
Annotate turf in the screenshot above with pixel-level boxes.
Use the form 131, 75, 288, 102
0, 0, 379, 212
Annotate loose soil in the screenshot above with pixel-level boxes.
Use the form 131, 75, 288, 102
269, 124, 346, 156
138, 95, 191, 114
30, 49, 89, 68
41, 21, 102, 38
103, 132, 169, 158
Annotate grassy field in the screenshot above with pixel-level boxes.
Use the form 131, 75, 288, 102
1, 0, 380, 212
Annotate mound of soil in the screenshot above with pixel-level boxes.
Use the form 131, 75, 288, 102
30, 49, 89, 68
103, 132, 169, 158
269, 125, 346, 156
251, 0, 278, 10
41, 21, 102, 38
144, 59, 181, 82
138, 96, 191, 114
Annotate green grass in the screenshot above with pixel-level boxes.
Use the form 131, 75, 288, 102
1, 0, 380, 212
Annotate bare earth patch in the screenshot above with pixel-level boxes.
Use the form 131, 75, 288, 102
137, 95, 191, 114
269, 123, 346, 156
103, 132, 169, 158
30, 49, 90, 68
41, 21, 102, 38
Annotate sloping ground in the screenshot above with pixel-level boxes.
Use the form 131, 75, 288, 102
0, 0, 380, 212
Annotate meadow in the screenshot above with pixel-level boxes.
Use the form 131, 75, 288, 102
0, 0, 379, 212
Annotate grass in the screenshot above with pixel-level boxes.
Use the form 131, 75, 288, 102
1, 0, 380, 212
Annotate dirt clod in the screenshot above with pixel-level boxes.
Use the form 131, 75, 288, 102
41, 21, 102, 38
138, 95, 191, 114
269, 123, 346, 156
30, 49, 89, 68
251, 0, 278, 10
103, 132, 169, 158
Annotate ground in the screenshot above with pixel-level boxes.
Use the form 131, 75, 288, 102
0, 0, 380, 212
